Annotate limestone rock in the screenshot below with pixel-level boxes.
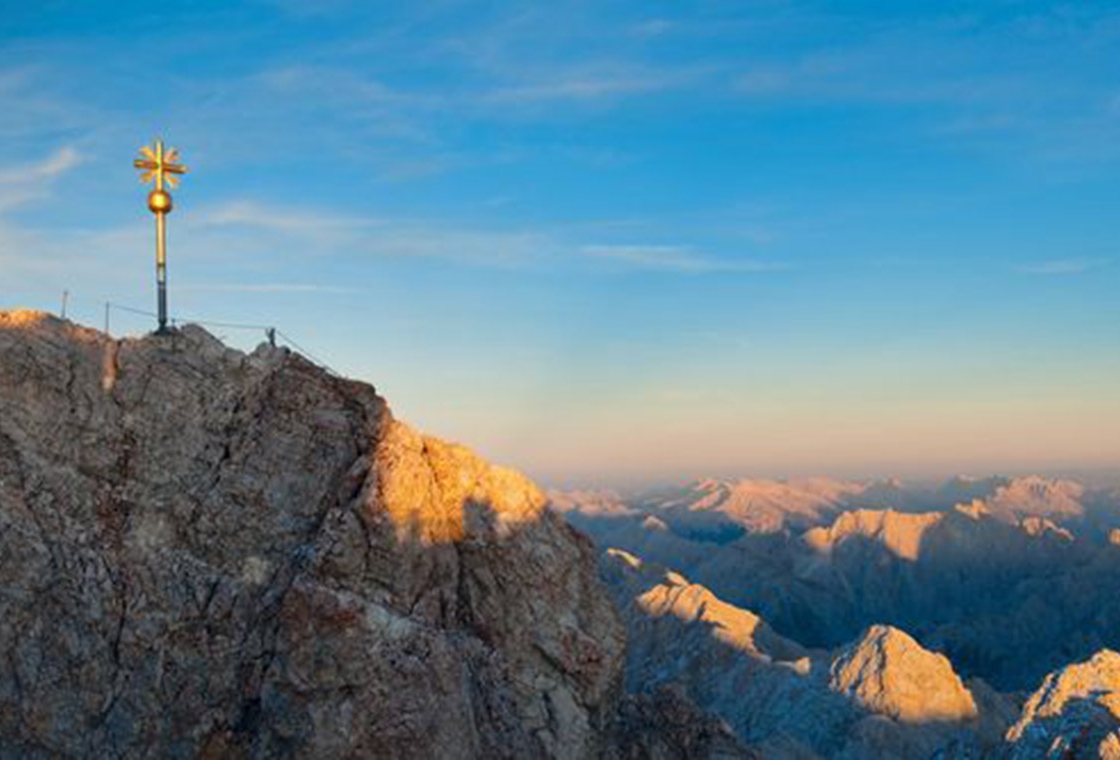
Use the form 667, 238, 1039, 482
0, 311, 634, 758
601, 548, 1008, 758
606, 686, 758, 760
804, 510, 942, 562
829, 625, 978, 724
601, 548, 856, 758
1006, 650, 1120, 759
985, 475, 1085, 522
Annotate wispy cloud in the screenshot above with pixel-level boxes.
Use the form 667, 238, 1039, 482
0, 147, 90, 288
631, 19, 675, 38
483, 69, 688, 104
734, 49, 1012, 107
0, 146, 81, 184
199, 200, 379, 234
582, 244, 778, 273
198, 202, 783, 275
179, 282, 358, 294
0, 146, 82, 211
197, 199, 558, 268
1016, 258, 1109, 276
727, 9, 1120, 159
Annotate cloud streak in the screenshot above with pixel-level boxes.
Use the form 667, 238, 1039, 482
0, 146, 81, 184
179, 282, 358, 294
1016, 258, 1109, 276
199, 200, 380, 235
0, 146, 82, 211
582, 244, 779, 273
482, 68, 693, 105
196, 199, 558, 269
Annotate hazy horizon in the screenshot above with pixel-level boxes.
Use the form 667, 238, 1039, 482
2, 2, 1118, 484
538, 466, 1120, 494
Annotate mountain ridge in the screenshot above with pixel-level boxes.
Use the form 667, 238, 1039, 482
560, 472, 1120, 692
601, 543, 1120, 758
0, 310, 752, 759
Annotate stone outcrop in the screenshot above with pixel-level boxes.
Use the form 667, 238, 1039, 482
600, 549, 854, 758
829, 625, 978, 724
601, 548, 1013, 758
606, 687, 757, 760
803, 509, 943, 562
0, 311, 652, 758
985, 475, 1085, 523
1006, 650, 1120, 759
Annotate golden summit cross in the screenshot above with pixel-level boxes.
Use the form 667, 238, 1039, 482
134, 139, 188, 334
134, 140, 186, 191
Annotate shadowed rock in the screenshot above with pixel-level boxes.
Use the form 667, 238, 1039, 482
600, 548, 1016, 758
1006, 650, 1120, 759
0, 310, 733, 759
564, 482, 1120, 692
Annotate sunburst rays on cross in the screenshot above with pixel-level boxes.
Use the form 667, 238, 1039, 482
134, 140, 187, 191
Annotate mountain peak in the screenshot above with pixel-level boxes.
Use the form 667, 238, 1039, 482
804, 509, 943, 561
0, 311, 649, 758
829, 625, 979, 724
986, 475, 1086, 521
1006, 649, 1120, 758
603, 547, 806, 664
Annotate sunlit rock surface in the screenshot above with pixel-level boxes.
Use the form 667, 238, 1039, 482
601, 548, 1016, 759
0, 310, 742, 759
1006, 650, 1120, 759
562, 476, 1120, 692
803, 509, 942, 561
829, 625, 977, 724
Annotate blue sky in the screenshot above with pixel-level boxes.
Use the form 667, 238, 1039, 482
1, 1, 1118, 485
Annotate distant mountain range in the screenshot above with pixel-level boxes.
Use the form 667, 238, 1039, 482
0, 311, 753, 759
4, 309, 1118, 759
555, 475, 1120, 757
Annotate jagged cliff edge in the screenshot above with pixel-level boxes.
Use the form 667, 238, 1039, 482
0, 311, 748, 759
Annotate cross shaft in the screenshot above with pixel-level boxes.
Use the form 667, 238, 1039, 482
134, 138, 187, 336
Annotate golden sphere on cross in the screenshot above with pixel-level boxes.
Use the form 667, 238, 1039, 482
148, 189, 173, 214
134, 138, 187, 335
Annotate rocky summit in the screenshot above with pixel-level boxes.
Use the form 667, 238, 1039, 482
0, 311, 751, 759
5, 308, 1120, 760
828, 625, 977, 725
1006, 650, 1120, 759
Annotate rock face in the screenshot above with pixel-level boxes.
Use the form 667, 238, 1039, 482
0, 311, 639, 758
829, 625, 978, 724
606, 686, 758, 760
564, 482, 1120, 692
803, 509, 943, 562
601, 549, 1011, 759
601, 549, 850, 758
1006, 650, 1120, 759
985, 475, 1085, 523
609, 549, 808, 665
